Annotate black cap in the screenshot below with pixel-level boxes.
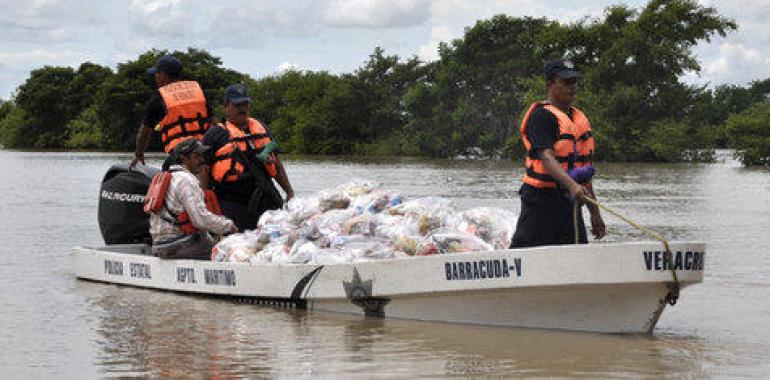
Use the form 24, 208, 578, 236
173, 139, 210, 156
147, 55, 182, 77
223, 83, 251, 104
544, 59, 580, 80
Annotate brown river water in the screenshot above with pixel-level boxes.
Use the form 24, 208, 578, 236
0, 150, 768, 378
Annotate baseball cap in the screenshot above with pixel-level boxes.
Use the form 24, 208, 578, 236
223, 83, 251, 104
173, 139, 210, 156
147, 55, 182, 77
544, 59, 580, 80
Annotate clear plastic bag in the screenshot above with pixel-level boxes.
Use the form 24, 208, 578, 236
389, 197, 454, 235
311, 248, 353, 264
351, 189, 400, 214
338, 179, 378, 198
310, 208, 355, 237
211, 230, 263, 262
335, 237, 395, 261
340, 213, 378, 236
448, 207, 518, 249
415, 228, 494, 256
258, 209, 291, 227
318, 190, 351, 211
286, 196, 323, 225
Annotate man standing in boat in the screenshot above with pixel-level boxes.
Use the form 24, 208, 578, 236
510, 59, 605, 248
149, 139, 237, 259
203, 83, 295, 231
130, 55, 213, 171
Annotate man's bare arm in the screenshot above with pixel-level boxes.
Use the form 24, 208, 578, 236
130, 124, 152, 168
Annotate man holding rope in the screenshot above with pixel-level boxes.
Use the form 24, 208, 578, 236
510, 59, 605, 248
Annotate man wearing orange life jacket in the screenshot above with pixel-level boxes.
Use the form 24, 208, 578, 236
130, 55, 213, 171
148, 138, 237, 259
510, 59, 605, 248
203, 84, 295, 231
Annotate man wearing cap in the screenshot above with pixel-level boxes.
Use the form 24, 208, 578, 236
510, 58, 605, 248
130, 55, 213, 171
203, 83, 295, 231
149, 138, 237, 259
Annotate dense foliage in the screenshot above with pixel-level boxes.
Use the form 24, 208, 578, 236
727, 100, 770, 165
1, 0, 768, 165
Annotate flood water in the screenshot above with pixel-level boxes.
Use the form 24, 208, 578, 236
0, 150, 768, 378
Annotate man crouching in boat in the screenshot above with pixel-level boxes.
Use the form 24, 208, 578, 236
147, 139, 237, 259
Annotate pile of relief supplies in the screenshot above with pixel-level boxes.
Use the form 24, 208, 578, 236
212, 180, 518, 265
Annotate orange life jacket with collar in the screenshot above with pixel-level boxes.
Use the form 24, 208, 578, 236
144, 170, 222, 234
211, 118, 278, 183
157, 80, 212, 153
520, 101, 594, 189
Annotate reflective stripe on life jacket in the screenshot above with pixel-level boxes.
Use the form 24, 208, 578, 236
519, 102, 595, 189
157, 80, 212, 153
211, 118, 278, 183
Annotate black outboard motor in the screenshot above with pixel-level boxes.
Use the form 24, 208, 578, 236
98, 163, 160, 244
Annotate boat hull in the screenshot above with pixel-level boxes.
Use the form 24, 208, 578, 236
73, 241, 705, 334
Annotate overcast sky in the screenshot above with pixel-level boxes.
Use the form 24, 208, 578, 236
1, 0, 768, 99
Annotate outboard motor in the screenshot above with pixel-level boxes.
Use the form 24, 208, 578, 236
98, 163, 160, 244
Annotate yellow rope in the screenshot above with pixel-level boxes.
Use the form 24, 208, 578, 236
573, 197, 680, 305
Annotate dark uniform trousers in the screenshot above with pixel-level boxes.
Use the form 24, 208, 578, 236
510, 184, 588, 248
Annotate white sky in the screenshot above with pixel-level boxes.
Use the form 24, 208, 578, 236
1, 0, 768, 99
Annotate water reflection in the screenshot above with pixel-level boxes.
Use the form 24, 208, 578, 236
86, 281, 719, 377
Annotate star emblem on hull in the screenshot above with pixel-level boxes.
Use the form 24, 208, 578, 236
343, 268, 390, 317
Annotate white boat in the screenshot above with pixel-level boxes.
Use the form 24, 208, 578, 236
73, 241, 705, 334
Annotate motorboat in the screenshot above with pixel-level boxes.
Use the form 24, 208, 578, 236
78, 163, 704, 334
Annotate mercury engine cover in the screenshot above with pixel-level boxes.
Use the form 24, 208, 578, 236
98, 163, 160, 244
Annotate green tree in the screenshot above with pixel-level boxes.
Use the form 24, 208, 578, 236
66, 62, 113, 118
427, 16, 561, 158
727, 100, 770, 166
559, 0, 735, 161
65, 105, 103, 149
0, 102, 27, 148
349, 48, 428, 154
248, 70, 359, 154
14, 66, 77, 148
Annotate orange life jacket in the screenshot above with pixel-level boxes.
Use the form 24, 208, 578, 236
157, 80, 211, 153
520, 102, 594, 189
211, 118, 278, 183
144, 171, 174, 213
175, 189, 222, 234
144, 170, 222, 234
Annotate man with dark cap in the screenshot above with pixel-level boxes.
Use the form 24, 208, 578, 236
203, 83, 294, 231
148, 139, 236, 259
130, 55, 213, 171
510, 58, 605, 248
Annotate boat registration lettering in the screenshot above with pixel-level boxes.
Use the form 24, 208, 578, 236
643, 251, 704, 271
104, 260, 123, 276
130, 263, 151, 279
204, 269, 236, 286
177, 267, 197, 283
444, 258, 521, 281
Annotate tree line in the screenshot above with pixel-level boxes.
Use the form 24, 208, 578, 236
1, 0, 769, 165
